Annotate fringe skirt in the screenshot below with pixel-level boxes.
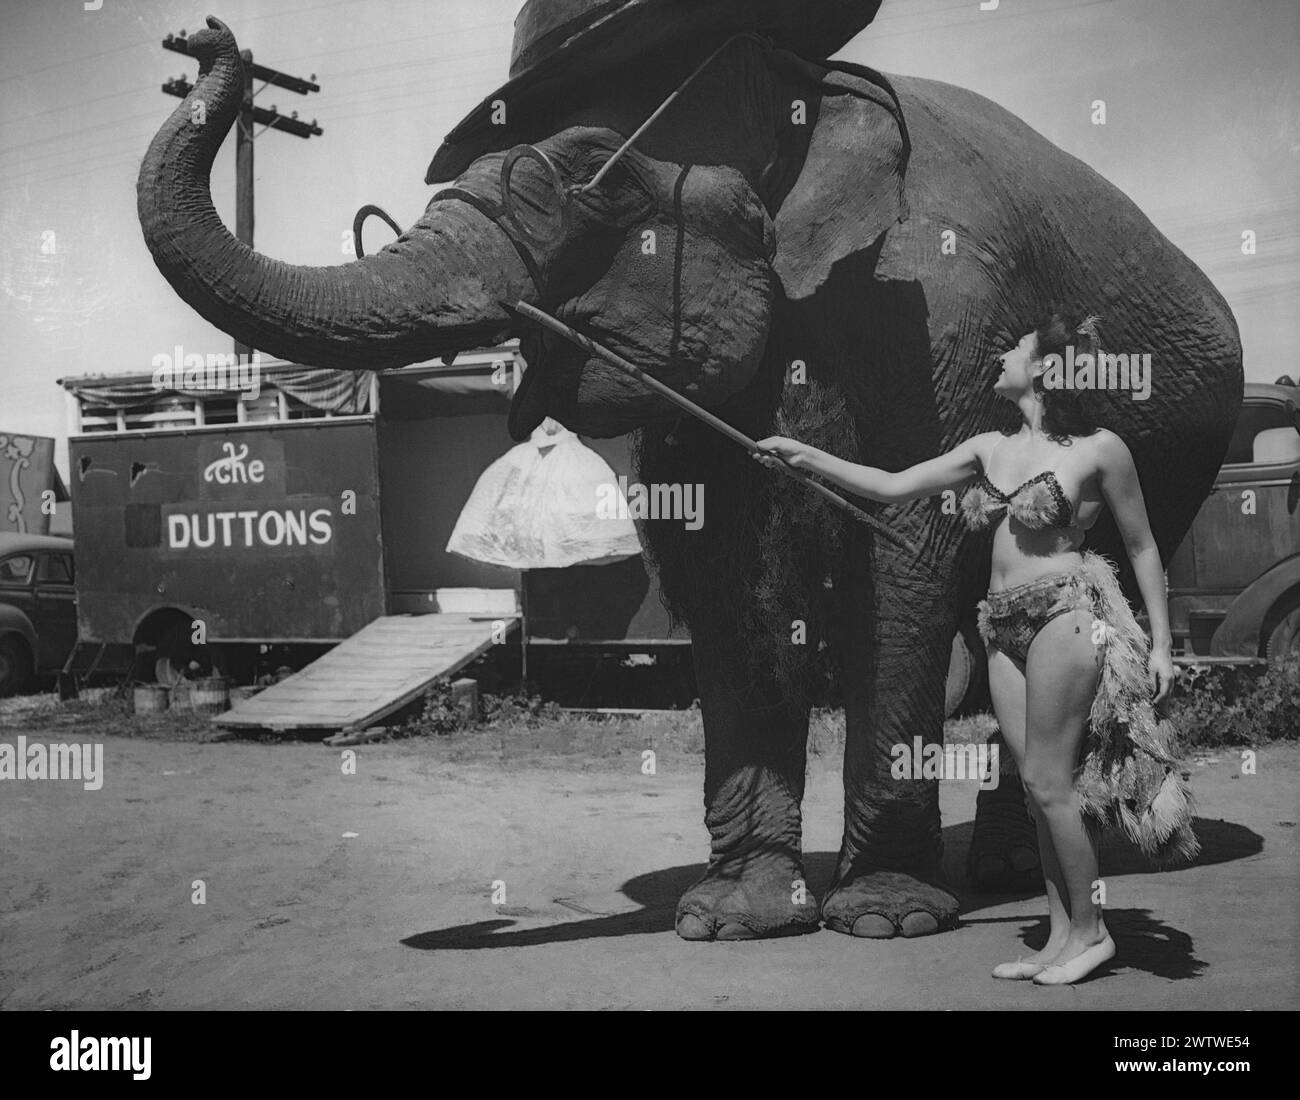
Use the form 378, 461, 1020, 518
978, 550, 1200, 866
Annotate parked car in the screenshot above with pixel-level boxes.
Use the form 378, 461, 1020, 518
1167, 382, 1300, 661
0, 532, 78, 694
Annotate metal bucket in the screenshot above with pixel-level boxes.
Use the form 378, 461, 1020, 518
133, 683, 170, 714
190, 676, 230, 716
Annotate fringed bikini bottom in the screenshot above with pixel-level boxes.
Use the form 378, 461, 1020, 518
976, 568, 1096, 665
977, 551, 1201, 866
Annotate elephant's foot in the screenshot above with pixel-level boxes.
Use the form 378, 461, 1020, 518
967, 773, 1043, 893
821, 866, 959, 939
676, 859, 821, 941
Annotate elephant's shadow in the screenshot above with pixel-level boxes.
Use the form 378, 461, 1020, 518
401, 817, 1257, 980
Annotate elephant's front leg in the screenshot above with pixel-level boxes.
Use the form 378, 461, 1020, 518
824, 520, 961, 938
675, 632, 821, 940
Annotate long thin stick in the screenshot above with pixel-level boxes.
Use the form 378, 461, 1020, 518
579, 32, 762, 195
510, 301, 921, 556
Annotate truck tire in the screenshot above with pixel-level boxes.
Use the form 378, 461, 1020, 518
149, 619, 211, 686
0, 635, 33, 697
1265, 592, 1300, 662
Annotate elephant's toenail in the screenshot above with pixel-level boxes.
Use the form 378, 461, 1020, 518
900, 911, 940, 937
851, 914, 898, 938
676, 913, 713, 941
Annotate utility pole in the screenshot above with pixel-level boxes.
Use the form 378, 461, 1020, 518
160, 30, 323, 361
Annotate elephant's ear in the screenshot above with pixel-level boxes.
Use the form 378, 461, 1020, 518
767, 55, 910, 300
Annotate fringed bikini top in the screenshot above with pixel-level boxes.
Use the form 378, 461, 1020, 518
961, 470, 1074, 532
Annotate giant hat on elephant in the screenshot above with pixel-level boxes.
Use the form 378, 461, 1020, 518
425, 0, 884, 182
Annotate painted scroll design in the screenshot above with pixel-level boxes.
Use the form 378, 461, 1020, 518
0, 434, 37, 534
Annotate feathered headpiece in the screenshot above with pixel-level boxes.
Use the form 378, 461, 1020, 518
1076, 314, 1102, 340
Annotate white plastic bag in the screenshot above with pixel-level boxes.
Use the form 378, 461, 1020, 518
446, 418, 643, 569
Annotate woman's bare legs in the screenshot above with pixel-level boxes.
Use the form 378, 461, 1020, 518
985, 646, 1071, 972
1021, 608, 1115, 983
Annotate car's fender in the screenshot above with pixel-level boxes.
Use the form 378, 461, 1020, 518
1211, 552, 1300, 657
0, 602, 38, 653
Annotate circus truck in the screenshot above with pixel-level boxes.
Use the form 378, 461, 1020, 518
55, 347, 694, 713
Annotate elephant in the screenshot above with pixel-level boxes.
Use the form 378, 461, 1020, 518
136, 2, 1242, 941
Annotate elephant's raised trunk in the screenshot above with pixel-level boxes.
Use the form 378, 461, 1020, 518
137, 16, 529, 370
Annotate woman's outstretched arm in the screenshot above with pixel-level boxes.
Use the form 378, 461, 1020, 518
1094, 429, 1175, 702
751, 432, 997, 504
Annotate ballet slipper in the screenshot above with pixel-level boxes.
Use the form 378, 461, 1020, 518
992, 958, 1046, 980
1032, 934, 1116, 986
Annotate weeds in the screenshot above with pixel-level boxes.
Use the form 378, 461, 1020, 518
1166, 653, 1300, 748
6, 656, 1296, 756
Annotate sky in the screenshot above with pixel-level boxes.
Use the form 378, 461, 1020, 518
2, 0, 1297, 476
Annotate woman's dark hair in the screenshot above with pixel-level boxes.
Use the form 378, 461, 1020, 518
1028, 307, 1103, 444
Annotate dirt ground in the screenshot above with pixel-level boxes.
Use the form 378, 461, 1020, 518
1, 697, 1297, 1010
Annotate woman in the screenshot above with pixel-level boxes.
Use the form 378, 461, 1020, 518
752, 310, 1197, 986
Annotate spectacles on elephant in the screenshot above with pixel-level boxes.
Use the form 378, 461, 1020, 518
495, 31, 771, 247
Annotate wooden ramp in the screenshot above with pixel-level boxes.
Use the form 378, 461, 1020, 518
215, 613, 517, 732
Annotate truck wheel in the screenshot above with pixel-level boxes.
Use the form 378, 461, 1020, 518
0, 635, 33, 697
1265, 595, 1300, 662
150, 621, 211, 686
153, 645, 193, 687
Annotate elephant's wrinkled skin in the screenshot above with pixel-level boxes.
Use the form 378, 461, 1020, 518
137, 19, 1242, 940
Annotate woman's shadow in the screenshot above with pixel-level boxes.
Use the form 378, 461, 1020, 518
401, 816, 1258, 980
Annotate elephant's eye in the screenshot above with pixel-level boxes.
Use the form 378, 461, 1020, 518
569, 153, 655, 228
580, 156, 638, 199
575, 145, 615, 179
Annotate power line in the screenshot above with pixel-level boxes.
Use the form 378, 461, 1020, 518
0, 83, 162, 131
0, 130, 157, 186
264, 16, 514, 72
0, 66, 480, 184
0, 41, 502, 157
220, 0, 435, 31
0, 0, 1170, 162
0, 106, 168, 157
856, 0, 1122, 44
0, 37, 153, 88
0, 0, 406, 88
0, 151, 146, 195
